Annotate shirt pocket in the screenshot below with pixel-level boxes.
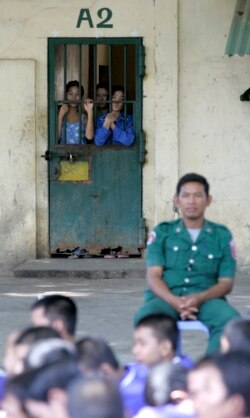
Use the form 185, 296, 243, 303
165, 237, 190, 268
197, 244, 223, 275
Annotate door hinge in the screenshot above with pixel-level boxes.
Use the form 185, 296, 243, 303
139, 132, 146, 163
139, 44, 146, 77
139, 217, 146, 247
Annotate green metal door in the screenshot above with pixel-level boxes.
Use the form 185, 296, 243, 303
47, 38, 145, 255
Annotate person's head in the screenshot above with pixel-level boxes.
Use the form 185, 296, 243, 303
188, 351, 250, 418
31, 295, 77, 342
145, 362, 189, 407
220, 318, 250, 354
76, 337, 120, 379
5, 359, 80, 418
176, 173, 210, 197
133, 314, 178, 366
4, 367, 58, 418
173, 173, 212, 223
3, 370, 36, 418
12, 326, 61, 376
65, 80, 84, 108
25, 338, 77, 371
67, 375, 124, 418
96, 82, 109, 112
111, 85, 124, 113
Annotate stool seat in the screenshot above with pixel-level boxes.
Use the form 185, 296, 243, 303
177, 320, 209, 354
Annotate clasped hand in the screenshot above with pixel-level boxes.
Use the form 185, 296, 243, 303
175, 294, 201, 320
103, 112, 117, 130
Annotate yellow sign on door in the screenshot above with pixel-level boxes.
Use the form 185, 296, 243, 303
58, 161, 89, 181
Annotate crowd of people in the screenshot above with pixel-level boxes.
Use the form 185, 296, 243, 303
57, 80, 135, 147
0, 293, 249, 418
1, 172, 249, 418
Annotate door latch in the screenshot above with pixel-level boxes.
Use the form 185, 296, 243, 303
67, 153, 78, 164
41, 150, 52, 161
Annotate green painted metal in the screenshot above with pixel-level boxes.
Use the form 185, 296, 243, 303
48, 38, 145, 254
225, 0, 250, 56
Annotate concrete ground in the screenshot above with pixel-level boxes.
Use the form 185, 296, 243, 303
0, 259, 249, 366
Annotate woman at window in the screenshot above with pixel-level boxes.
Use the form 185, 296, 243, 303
94, 85, 134, 147
58, 80, 94, 144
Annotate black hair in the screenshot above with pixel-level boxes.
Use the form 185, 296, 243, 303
191, 351, 250, 415
6, 358, 80, 403
176, 173, 210, 197
31, 294, 77, 336
66, 80, 84, 98
5, 367, 40, 403
76, 337, 120, 372
67, 375, 124, 418
135, 314, 179, 352
96, 82, 109, 92
145, 363, 187, 407
111, 85, 124, 96
223, 318, 250, 353
25, 338, 77, 370
15, 326, 61, 346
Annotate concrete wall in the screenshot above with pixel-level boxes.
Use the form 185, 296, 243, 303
0, 0, 249, 268
178, 0, 250, 264
0, 60, 36, 270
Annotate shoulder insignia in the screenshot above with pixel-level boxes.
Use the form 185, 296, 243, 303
147, 230, 157, 246
230, 239, 237, 259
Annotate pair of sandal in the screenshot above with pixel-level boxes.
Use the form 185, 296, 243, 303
104, 250, 129, 259
68, 248, 91, 259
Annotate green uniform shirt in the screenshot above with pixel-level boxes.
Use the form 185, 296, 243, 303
146, 219, 237, 298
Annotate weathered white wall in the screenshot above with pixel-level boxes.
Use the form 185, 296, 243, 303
178, 0, 250, 265
0, 0, 249, 267
0, 0, 179, 266
153, 0, 179, 224
0, 60, 36, 270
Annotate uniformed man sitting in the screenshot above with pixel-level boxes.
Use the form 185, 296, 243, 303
134, 173, 240, 354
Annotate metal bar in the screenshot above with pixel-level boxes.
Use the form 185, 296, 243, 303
93, 44, 97, 123
93, 44, 97, 98
52, 37, 141, 46
63, 44, 67, 143
108, 44, 112, 112
78, 44, 82, 143
137, 42, 143, 131
123, 45, 127, 127
56, 100, 134, 105
64, 44, 67, 99
55, 103, 58, 145
48, 40, 56, 147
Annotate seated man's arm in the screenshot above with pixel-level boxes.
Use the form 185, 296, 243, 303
185, 278, 234, 308
147, 266, 178, 305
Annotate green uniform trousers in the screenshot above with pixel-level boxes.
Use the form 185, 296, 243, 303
134, 297, 240, 354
